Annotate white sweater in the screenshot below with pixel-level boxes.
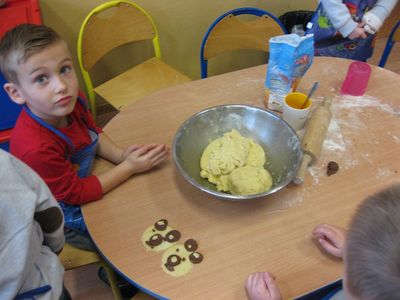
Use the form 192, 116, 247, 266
320, 0, 398, 37
0, 150, 65, 300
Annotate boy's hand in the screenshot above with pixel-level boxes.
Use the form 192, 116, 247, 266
121, 144, 144, 162
245, 272, 282, 300
362, 12, 382, 35
124, 143, 169, 174
348, 24, 367, 40
312, 223, 346, 258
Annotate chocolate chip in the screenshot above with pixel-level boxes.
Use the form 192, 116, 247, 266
165, 254, 182, 271
166, 254, 181, 266
189, 252, 204, 264
154, 219, 168, 231
146, 233, 163, 247
184, 239, 198, 252
165, 230, 181, 242
327, 161, 339, 176
165, 263, 175, 272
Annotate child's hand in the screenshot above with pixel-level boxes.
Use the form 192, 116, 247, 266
362, 12, 382, 35
312, 223, 346, 258
124, 143, 169, 174
120, 144, 144, 162
348, 24, 367, 40
245, 272, 282, 300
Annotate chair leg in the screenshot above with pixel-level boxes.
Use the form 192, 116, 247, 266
378, 41, 394, 68
100, 260, 123, 300
132, 291, 157, 299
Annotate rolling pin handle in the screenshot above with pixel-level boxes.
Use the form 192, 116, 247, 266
293, 154, 313, 185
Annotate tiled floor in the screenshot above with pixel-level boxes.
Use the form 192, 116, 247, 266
64, 36, 399, 300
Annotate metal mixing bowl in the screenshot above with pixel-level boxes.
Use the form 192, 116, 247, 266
173, 104, 302, 200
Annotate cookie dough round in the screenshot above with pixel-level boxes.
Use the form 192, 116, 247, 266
141, 221, 181, 252
228, 166, 272, 195
161, 244, 192, 277
200, 130, 271, 195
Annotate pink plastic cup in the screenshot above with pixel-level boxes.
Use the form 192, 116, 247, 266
340, 61, 371, 96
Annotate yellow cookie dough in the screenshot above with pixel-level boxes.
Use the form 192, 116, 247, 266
161, 244, 193, 277
228, 166, 272, 195
141, 220, 181, 252
200, 130, 272, 195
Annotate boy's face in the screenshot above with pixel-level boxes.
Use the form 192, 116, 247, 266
4, 40, 78, 126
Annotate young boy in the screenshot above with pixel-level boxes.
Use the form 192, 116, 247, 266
245, 184, 400, 300
306, 0, 398, 61
0, 150, 67, 300
0, 24, 169, 250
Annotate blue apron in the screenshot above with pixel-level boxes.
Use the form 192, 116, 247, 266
296, 279, 343, 300
15, 285, 51, 300
24, 97, 98, 235
306, 0, 377, 61
322, 285, 343, 300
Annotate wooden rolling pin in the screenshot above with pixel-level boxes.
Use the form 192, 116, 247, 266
293, 97, 332, 185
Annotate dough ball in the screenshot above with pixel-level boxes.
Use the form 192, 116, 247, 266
200, 130, 268, 193
228, 166, 272, 195
246, 142, 266, 167
200, 130, 252, 176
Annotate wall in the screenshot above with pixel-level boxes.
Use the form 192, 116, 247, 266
38, 0, 317, 85
37, 0, 399, 110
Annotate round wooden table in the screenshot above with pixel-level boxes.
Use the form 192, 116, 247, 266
84, 57, 400, 299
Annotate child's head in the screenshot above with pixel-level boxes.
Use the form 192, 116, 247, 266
0, 23, 61, 84
0, 24, 78, 125
344, 184, 400, 299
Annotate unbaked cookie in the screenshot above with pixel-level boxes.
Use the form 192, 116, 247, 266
141, 219, 181, 252
161, 239, 204, 277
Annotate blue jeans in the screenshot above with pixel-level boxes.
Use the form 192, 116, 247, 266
64, 228, 95, 251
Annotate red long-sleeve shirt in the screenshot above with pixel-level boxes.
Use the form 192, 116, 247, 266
10, 101, 103, 205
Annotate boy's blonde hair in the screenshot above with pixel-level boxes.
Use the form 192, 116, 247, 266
0, 23, 61, 84
346, 184, 400, 299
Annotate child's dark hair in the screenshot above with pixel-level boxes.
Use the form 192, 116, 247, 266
0, 24, 61, 83
346, 184, 400, 299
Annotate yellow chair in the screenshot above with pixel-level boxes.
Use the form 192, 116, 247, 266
200, 7, 287, 78
77, 0, 191, 117
59, 243, 122, 300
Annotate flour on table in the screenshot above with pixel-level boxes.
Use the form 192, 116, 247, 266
376, 168, 393, 181
390, 132, 400, 144
306, 93, 398, 182
323, 118, 346, 152
235, 78, 264, 87
335, 94, 398, 115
